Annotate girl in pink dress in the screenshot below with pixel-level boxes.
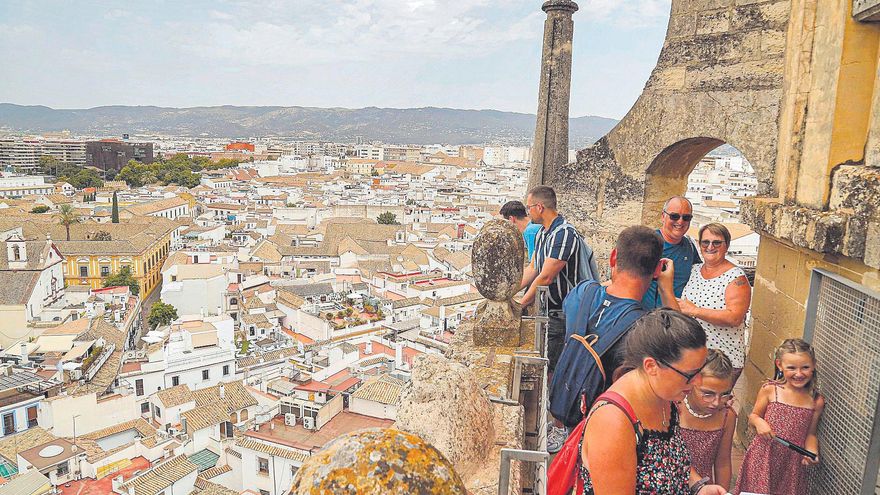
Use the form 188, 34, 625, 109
678, 349, 737, 491
735, 339, 825, 495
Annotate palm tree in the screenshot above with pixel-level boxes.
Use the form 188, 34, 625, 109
58, 204, 80, 241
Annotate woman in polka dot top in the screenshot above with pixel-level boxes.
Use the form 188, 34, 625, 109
669, 223, 752, 384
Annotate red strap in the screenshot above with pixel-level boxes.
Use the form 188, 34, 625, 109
595, 391, 639, 425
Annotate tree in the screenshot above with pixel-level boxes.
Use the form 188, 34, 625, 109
103, 266, 139, 295
111, 191, 119, 223
92, 230, 112, 241
377, 211, 399, 225
38, 155, 60, 176
57, 204, 80, 241
30, 205, 50, 214
148, 301, 178, 329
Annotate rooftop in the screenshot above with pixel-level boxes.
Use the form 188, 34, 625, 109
244, 412, 394, 453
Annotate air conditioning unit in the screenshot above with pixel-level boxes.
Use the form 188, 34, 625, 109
302, 416, 315, 430
284, 413, 297, 427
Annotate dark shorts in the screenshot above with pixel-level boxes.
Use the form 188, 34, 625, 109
547, 313, 566, 374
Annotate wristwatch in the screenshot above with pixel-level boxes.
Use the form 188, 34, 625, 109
689, 476, 710, 494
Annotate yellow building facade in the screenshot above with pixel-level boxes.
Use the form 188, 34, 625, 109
60, 233, 171, 298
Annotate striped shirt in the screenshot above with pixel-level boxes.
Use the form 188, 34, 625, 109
533, 215, 584, 310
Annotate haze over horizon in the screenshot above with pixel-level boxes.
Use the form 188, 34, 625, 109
0, 1, 671, 120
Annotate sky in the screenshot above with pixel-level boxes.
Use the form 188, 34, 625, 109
0, 0, 671, 119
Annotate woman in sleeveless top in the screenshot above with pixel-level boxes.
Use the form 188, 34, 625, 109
578, 310, 727, 495
672, 224, 751, 384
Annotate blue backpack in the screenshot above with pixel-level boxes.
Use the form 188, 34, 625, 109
548, 281, 644, 427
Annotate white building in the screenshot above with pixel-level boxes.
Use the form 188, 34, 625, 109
0, 175, 54, 198
120, 315, 237, 416
0, 234, 65, 347
160, 263, 229, 317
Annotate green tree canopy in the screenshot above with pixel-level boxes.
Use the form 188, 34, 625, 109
117, 155, 244, 189
30, 205, 50, 214
377, 211, 399, 225
148, 301, 178, 329
103, 266, 139, 295
111, 191, 119, 223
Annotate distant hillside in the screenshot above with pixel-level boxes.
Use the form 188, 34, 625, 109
0, 103, 618, 148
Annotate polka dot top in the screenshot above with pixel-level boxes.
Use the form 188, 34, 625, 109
682, 263, 748, 368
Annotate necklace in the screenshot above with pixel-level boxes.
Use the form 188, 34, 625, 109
661, 406, 669, 428
683, 396, 712, 419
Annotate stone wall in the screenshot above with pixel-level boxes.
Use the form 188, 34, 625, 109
553, 0, 790, 269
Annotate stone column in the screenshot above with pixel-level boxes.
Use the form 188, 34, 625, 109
529, 0, 578, 190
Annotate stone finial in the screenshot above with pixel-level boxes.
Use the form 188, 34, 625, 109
471, 219, 524, 346
289, 428, 467, 495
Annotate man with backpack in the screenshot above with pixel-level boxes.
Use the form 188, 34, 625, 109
519, 185, 599, 452
549, 225, 679, 428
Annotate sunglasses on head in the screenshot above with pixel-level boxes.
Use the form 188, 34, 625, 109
663, 210, 693, 222
700, 240, 725, 247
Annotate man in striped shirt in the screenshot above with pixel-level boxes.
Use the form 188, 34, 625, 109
519, 186, 595, 373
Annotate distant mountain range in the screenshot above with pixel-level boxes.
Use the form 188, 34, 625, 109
0, 103, 618, 148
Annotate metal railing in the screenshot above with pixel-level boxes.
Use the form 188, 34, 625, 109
498, 285, 550, 495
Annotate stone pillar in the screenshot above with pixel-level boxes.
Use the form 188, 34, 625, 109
529, 0, 578, 190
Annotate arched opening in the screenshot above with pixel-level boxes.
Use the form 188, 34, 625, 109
239, 409, 248, 422
644, 138, 761, 432
643, 138, 760, 275
641, 137, 725, 225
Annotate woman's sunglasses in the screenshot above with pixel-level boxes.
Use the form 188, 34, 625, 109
700, 240, 725, 248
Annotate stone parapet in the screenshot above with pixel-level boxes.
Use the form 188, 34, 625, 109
742, 166, 880, 269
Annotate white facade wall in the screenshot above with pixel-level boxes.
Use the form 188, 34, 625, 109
160, 274, 226, 317
349, 397, 398, 420
238, 447, 303, 495
38, 392, 138, 437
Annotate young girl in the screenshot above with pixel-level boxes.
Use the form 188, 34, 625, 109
735, 338, 825, 495
678, 349, 737, 491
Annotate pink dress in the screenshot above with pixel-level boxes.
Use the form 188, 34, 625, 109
680, 408, 730, 484
734, 387, 814, 495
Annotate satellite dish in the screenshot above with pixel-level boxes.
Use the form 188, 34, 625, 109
39, 445, 65, 458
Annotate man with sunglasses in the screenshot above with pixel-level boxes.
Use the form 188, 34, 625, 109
641, 196, 701, 309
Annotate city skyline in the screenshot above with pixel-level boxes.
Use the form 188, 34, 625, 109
0, 0, 671, 119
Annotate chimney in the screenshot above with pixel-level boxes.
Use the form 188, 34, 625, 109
219, 383, 225, 399
20, 343, 28, 365
365, 341, 372, 355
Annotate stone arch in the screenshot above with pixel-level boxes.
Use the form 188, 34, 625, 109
547, 0, 790, 265
642, 137, 726, 223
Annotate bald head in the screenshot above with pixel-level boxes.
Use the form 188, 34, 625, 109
660, 196, 693, 243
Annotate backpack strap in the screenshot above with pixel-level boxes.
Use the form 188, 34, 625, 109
571, 334, 605, 386
593, 391, 642, 445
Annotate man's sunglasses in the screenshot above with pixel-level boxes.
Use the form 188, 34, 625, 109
664, 210, 693, 222
657, 353, 716, 383
700, 240, 725, 248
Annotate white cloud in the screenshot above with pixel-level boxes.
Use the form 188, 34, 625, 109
103, 8, 131, 20
579, 0, 671, 29
168, 1, 543, 67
